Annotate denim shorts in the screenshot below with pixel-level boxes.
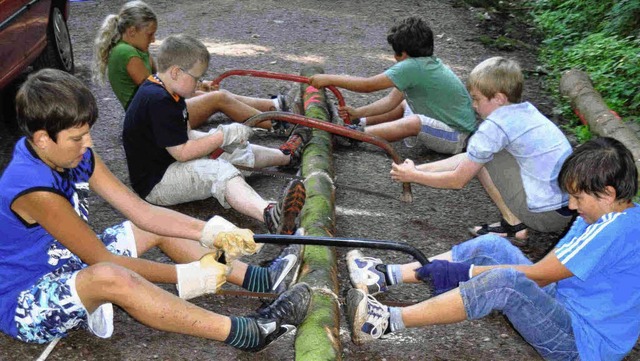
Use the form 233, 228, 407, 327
452, 235, 579, 361
14, 221, 136, 344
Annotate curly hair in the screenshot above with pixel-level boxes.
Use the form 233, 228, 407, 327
386, 16, 434, 58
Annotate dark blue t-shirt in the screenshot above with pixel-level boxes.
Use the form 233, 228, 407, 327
123, 75, 189, 198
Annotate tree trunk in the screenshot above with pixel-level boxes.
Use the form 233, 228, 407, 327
560, 69, 640, 172
294, 66, 342, 361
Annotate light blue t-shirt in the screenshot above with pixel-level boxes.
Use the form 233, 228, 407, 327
467, 102, 572, 212
555, 204, 640, 361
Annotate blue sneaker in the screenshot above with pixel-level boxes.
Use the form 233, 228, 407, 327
346, 288, 390, 345
346, 250, 389, 295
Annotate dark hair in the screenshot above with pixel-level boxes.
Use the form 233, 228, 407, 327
16, 69, 98, 142
559, 137, 638, 201
386, 16, 434, 57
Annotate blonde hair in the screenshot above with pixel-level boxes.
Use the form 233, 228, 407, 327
467, 57, 523, 103
156, 34, 209, 73
92, 1, 157, 84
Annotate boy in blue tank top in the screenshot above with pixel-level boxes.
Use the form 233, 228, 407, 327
0, 69, 311, 351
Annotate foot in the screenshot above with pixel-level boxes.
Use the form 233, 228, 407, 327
469, 218, 528, 241
255, 283, 312, 326
346, 250, 389, 295
346, 288, 390, 345
271, 91, 296, 135
264, 179, 306, 235
267, 244, 304, 293
279, 126, 312, 169
237, 317, 294, 352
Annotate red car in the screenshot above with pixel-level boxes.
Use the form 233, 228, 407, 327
0, 0, 74, 90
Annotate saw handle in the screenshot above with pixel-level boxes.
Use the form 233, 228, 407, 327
253, 234, 430, 265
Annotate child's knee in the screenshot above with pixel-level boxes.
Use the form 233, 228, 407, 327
80, 263, 143, 294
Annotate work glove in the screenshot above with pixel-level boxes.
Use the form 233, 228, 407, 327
200, 216, 262, 263
217, 123, 254, 152
176, 253, 229, 300
415, 260, 472, 295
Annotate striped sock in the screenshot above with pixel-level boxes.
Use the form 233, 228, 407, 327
225, 316, 261, 350
387, 307, 406, 333
242, 265, 270, 292
387, 264, 404, 285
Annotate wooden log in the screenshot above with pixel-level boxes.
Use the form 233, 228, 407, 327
295, 66, 342, 361
560, 69, 640, 172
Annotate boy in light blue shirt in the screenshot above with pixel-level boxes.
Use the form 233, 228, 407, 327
390, 57, 573, 242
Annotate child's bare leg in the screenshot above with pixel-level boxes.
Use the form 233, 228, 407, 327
401, 288, 467, 327
75, 264, 232, 341
231, 94, 278, 112
364, 115, 421, 142
250, 144, 290, 168
475, 168, 528, 238
186, 90, 271, 129
129, 225, 249, 286
363, 103, 405, 126
224, 176, 270, 222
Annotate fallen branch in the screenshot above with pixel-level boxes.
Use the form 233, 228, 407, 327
559, 69, 640, 173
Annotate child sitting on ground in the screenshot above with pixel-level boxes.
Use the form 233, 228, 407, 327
390, 57, 574, 242
0, 68, 311, 351
347, 137, 640, 361
123, 34, 310, 235
93, 0, 290, 131
309, 15, 476, 155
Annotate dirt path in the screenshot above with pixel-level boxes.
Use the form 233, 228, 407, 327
0, 0, 638, 360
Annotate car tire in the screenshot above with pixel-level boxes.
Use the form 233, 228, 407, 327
34, 6, 74, 73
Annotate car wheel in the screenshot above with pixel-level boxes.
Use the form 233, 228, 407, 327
34, 6, 74, 73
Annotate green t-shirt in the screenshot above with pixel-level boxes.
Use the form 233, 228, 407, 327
384, 57, 477, 133
107, 41, 152, 109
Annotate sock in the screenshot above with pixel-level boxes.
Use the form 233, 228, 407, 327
360, 118, 367, 127
225, 316, 261, 350
242, 265, 270, 292
387, 307, 406, 334
387, 264, 404, 285
272, 97, 281, 111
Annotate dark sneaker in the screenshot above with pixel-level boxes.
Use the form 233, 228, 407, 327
279, 126, 311, 169
255, 283, 312, 326
346, 250, 389, 295
240, 317, 295, 352
267, 244, 304, 293
264, 179, 306, 235
346, 288, 390, 345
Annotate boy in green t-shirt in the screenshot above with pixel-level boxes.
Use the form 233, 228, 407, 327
310, 16, 476, 155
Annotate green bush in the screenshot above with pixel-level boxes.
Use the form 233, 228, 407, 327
532, 0, 640, 123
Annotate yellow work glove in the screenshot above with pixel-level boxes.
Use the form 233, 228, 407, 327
175, 253, 229, 300
200, 216, 262, 263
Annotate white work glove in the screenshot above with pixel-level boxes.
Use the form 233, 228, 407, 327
200, 216, 262, 263
176, 253, 229, 300
217, 123, 253, 151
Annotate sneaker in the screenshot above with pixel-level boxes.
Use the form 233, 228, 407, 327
346, 288, 390, 345
255, 283, 312, 326
346, 250, 389, 295
267, 244, 304, 293
279, 126, 311, 169
264, 179, 306, 235
238, 317, 294, 352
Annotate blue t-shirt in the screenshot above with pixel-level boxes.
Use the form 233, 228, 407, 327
555, 204, 640, 361
0, 138, 94, 337
467, 102, 572, 212
122, 75, 189, 198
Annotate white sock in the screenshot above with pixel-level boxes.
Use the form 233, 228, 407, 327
272, 98, 281, 111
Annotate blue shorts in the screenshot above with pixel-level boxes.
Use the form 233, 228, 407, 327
14, 221, 137, 344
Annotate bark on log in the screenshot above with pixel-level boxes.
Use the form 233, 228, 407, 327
295, 66, 342, 361
560, 69, 640, 172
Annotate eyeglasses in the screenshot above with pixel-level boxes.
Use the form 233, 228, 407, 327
179, 67, 204, 84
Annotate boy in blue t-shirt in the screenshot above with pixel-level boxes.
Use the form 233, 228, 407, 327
0, 69, 311, 351
309, 16, 476, 155
346, 137, 640, 361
